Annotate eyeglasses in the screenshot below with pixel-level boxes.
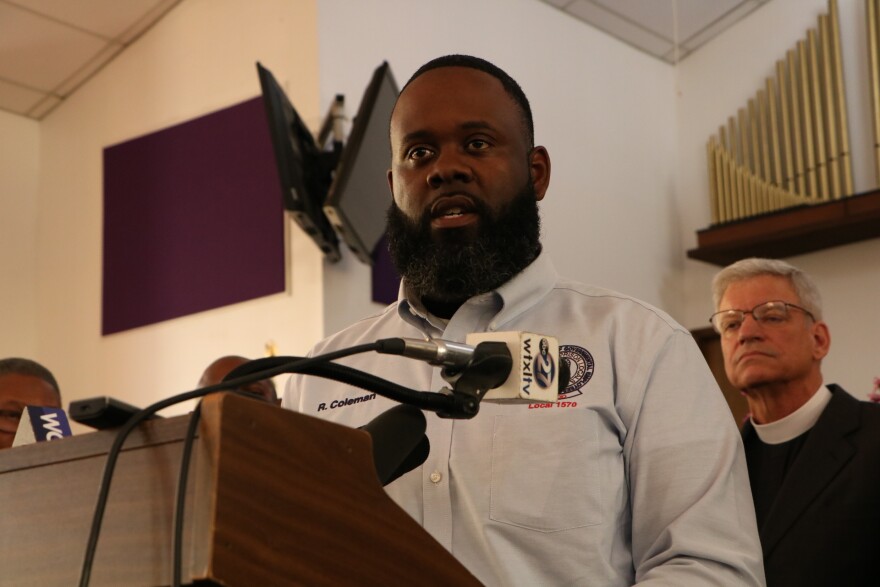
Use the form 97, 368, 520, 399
709, 300, 815, 336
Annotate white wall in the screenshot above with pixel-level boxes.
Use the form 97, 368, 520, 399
0, 110, 40, 358
317, 0, 679, 335
28, 0, 326, 416
676, 0, 880, 398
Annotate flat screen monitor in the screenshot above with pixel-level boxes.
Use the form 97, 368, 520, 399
257, 62, 341, 262
323, 61, 399, 265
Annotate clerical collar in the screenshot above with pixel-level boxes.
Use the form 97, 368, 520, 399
752, 385, 832, 445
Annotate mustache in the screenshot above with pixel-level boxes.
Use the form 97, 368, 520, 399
734, 348, 778, 364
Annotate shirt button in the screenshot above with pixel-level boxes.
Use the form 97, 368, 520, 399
430, 471, 442, 484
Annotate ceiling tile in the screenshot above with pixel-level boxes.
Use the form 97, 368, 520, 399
592, 0, 675, 42
566, 0, 674, 59
116, 0, 180, 44
54, 42, 124, 96
0, 77, 46, 115
681, 0, 762, 52
5, 0, 172, 40
592, 0, 750, 44
675, 0, 752, 43
0, 3, 106, 91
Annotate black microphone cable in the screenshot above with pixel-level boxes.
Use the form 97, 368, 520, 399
81, 338, 512, 586
79, 342, 382, 587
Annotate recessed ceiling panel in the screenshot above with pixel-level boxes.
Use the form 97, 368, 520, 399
0, 3, 106, 92
54, 42, 124, 96
675, 0, 753, 43
6, 0, 170, 39
592, 0, 675, 41
539, 0, 770, 64
681, 0, 762, 52
567, 0, 674, 58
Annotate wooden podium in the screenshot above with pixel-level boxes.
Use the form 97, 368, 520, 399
0, 393, 481, 586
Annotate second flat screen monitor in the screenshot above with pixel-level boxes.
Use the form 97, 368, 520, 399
324, 62, 399, 265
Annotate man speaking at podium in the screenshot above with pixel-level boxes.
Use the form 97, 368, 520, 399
285, 55, 764, 586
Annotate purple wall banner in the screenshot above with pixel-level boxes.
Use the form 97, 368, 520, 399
102, 97, 285, 335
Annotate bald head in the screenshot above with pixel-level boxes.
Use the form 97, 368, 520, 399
199, 355, 279, 405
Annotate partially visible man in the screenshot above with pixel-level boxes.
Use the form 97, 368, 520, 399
198, 355, 279, 405
0, 358, 62, 449
285, 54, 764, 585
711, 257, 880, 586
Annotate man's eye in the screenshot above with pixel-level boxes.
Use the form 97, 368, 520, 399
720, 319, 741, 332
468, 139, 490, 150
407, 147, 432, 160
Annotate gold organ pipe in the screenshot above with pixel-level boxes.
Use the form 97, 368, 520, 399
868, 0, 880, 184
719, 146, 732, 221
749, 175, 762, 212
712, 143, 727, 223
758, 89, 772, 183
720, 146, 733, 221
728, 151, 741, 219
728, 116, 739, 164
703, 0, 857, 226
807, 28, 829, 199
787, 50, 806, 195
819, 14, 842, 198
798, 39, 819, 197
745, 170, 755, 216
749, 98, 762, 179
760, 179, 768, 212
731, 151, 741, 218
707, 139, 720, 224
829, 0, 853, 195
766, 77, 783, 188
738, 108, 751, 173
777, 60, 795, 192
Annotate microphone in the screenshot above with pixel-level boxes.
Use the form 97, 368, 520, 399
377, 338, 476, 370
359, 404, 429, 486
12, 406, 73, 447
377, 333, 568, 404
466, 332, 567, 403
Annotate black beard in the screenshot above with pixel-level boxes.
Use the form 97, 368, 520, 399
385, 181, 541, 308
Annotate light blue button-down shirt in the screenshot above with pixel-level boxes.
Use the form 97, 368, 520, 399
285, 253, 765, 586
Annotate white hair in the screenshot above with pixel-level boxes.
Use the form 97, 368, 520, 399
712, 257, 823, 320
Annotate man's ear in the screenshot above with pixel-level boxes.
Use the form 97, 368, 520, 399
811, 321, 831, 361
387, 169, 394, 197
529, 146, 551, 201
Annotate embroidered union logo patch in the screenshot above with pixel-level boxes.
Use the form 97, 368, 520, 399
558, 345, 594, 399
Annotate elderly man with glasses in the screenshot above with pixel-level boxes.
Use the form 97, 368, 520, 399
710, 257, 880, 587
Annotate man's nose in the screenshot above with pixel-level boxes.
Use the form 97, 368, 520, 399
737, 312, 763, 341
427, 149, 473, 188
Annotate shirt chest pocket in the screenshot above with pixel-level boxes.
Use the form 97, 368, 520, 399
490, 409, 603, 532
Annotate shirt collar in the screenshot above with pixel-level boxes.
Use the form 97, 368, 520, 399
751, 384, 833, 444
396, 251, 558, 334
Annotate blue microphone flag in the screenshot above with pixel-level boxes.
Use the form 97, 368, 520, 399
12, 406, 73, 447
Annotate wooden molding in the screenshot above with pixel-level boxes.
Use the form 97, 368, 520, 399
687, 188, 880, 266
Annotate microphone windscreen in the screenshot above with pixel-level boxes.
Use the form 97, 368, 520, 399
360, 404, 427, 486
383, 435, 430, 486
467, 332, 563, 403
